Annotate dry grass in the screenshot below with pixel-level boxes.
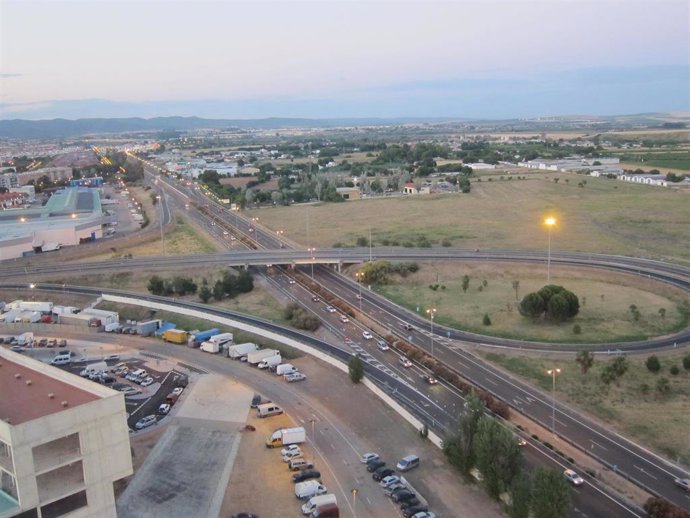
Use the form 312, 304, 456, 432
247, 173, 690, 263
370, 262, 689, 343
481, 349, 690, 464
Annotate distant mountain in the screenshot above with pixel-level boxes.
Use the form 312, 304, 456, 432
0, 116, 451, 139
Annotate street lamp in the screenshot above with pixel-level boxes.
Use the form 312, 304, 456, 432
355, 272, 363, 312
547, 367, 561, 435
351, 488, 358, 518
156, 195, 165, 255
426, 308, 437, 357
307, 247, 316, 278
545, 217, 556, 283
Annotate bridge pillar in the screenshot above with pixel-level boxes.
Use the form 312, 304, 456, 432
337, 261, 341, 273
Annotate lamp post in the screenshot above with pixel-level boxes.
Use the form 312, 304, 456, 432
308, 247, 316, 278
426, 308, 437, 357
355, 272, 363, 312
352, 488, 358, 518
157, 195, 164, 255
545, 217, 556, 283
547, 367, 561, 435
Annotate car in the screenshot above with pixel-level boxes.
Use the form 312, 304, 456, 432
47, 339, 57, 348
379, 475, 401, 487
140, 377, 154, 387
223, 230, 229, 236
134, 415, 157, 430
282, 448, 304, 462
292, 470, 321, 483
412, 513, 438, 518
344, 336, 353, 344
362, 331, 373, 340
158, 403, 171, 415
104, 354, 120, 361
355, 294, 363, 300
325, 306, 337, 313
564, 469, 584, 486
99, 375, 116, 385
517, 437, 527, 447
58, 339, 67, 347
311, 296, 320, 302
402, 504, 428, 517
172, 387, 184, 396
38, 338, 48, 347
3, 337, 13, 344
231, 514, 257, 518
383, 482, 407, 496
399, 356, 413, 368
424, 375, 439, 385
288, 279, 296, 285
10, 345, 24, 353
674, 478, 690, 492
366, 459, 386, 472
112, 383, 129, 391
360, 452, 380, 464
401, 322, 414, 331
373, 467, 394, 481
281, 444, 302, 456
392, 489, 417, 503
121, 386, 141, 396
285, 372, 306, 383
339, 315, 350, 323
377, 340, 390, 351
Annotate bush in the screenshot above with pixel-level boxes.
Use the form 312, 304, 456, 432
670, 365, 680, 376
683, 354, 690, 370
482, 314, 492, 326
348, 356, 364, 383
573, 324, 581, 335
646, 355, 661, 373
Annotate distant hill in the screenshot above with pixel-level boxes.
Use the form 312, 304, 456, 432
0, 116, 449, 139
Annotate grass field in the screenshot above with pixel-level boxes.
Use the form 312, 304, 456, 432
481, 349, 690, 464
370, 262, 689, 343
247, 173, 690, 263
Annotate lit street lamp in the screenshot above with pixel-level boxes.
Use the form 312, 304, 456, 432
545, 217, 556, 283
426, 308, 437, 357
547, 367, 561, 435
352, 488, 358, 518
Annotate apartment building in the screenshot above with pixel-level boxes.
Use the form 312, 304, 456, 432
0, 349, 132, 518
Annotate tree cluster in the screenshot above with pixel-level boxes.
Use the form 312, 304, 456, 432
644, 496, 690, 518
443, 392, 571, 518
357, 261, 419, 285
519, 285, 579, 322
147, 275, 197, 297
283, 302, 321, 331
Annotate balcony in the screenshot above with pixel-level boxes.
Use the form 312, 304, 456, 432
36, 462, 84, 505
32, 434, 81, 475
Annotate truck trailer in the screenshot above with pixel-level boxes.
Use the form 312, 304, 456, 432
247, 349, 280, 365
18, 301, 54, 314
200, 341, 220, 353
258, 353, 282, 370
209, 332, 233, 345
190, 328, 220, 344
227, 342, 259, 359
265, 427, 306, 448
136, 319, 161, 337
14, 311, 41, 323
163, 329, 188, 344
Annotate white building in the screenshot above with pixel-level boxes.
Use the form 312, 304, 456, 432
0, 349, 133, 518
618, 174, 668, 187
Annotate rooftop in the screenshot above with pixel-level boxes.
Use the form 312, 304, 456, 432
0, 351, 101, 426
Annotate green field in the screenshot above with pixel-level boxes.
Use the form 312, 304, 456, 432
370, 262, 688, 343
482, 350, 690, 464
247, 173, 690, 263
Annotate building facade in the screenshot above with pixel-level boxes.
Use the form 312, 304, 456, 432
0, 349, 133, 518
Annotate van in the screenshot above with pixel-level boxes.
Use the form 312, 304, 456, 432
256, 403, 283, 418
294, 479, 327, 499
312, 502, 339, 518
50, 354, 71, 366
396, 454, 420, 472
301, 494, 336, 515
275, 363, 297, 376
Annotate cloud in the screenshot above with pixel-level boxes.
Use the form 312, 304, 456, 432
0, 73, 23, 79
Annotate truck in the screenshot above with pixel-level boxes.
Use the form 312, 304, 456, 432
15, 332, 34, 346
276, 363, 297, 376
266, 427, 306, 448
312, 502, 339, 518
227, 342, 259, 359
301, 494, 337, 516
190, 328, 220, 345
209, 332, 233, 346
136, 319, 161, 337
200, 341, 220, 353
18, 301, 54, 314
258, 353, 282, 370
247, 349, 280, 366
163, 329, 188, 344
52, 305, 77, 316
104, 322, 122, 333
15, 311, 41, 323
41, 242, 62, 252
0, 310, 21, 323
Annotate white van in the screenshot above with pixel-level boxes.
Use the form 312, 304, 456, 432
396, 454, 420, 472
276, 363, 297, 376
301, 493, 336, 515
50, 354, 71, 366
256, 403, 283, 418
294, 480, 327, 500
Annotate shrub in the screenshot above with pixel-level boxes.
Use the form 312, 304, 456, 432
683, 354, 690, 371
573, 324, 581, 335
670, 365, 680, 376
348, 356, 364, 383
646, 356, 661, 373
482, 314, 492, 326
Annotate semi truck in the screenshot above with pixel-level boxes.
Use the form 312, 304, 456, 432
18, 301, 54, 314
258, 353, 282, 370
14, 311, 41, 323
200, 341, 220, 353
247, 349, 280, 365
227, 342, 259, 359
190, 328, 221, 345
209, 332, 233, 345
163, 329, 188, 344
136, 319, 161, 337
266, 426, 306, 448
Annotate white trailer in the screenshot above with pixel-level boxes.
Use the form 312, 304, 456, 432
247, 349, 280, 365
15, 332, 34, 346
209, 332, 233, 346
0, 310, 20, 323
15, 311, 41, 323
227, 342, 259, 359
18, 301, 54, 314
257, 353, 282, 370
276, 363, 297, 376
200, 341, 220, 353
104, 322, 122, 333
265, 427, 306, 448
53, 306, 78, 316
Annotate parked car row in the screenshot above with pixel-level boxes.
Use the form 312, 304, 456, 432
3, 335, 66, 348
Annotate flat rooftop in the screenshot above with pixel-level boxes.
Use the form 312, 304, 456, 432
0, 353, 101, 426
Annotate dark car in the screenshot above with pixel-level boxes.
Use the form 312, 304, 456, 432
373, 467, 394, 481
402, 504, 427, 517
231, 514, 258, 518
392, 489, 416, 503
292, 469, 321, 483
251, 394, 262, 408
366, 459, 386, 472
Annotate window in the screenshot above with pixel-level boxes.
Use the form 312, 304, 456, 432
40, 490, 87, 518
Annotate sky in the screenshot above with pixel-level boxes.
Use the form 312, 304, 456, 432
0, 0, 688, 120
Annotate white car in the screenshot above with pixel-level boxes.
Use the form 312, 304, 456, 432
377, 340, 389, 351
281, 444, 302, 456
172, 387, 184, 396
362, 331, 373, 340
140, 377, 154, 387
285, 372, 307, 383
413, 513, 437, 518
134, 415, 157, 430
325, 306, 337, 313
283, 450, 304, 462
399, 356, 413, 368
380, 475, 401, 488
288, 279, 296, 285
564, 469, 584, 486
158, 403, 171, 415
339, 315, 350, 323
360, 452, 380, 464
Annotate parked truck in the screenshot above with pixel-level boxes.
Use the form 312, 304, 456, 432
258, 353, 282, 370
200, 341, 220, 353
209, 332, 233, 346
0, 310, 21, 323
52, 305, 78, 316
104, 322, 122, 333
15, 311, 41, 323
190, 328, 220, 345
18, 301, 54, 314
247, 349, 280, 365
136, 319, 161, 337
276, 363, 297, 376
227, 342, 259, 359
15, 332, 34, 346
266, 427, 306, 448
163, 329, 188, 344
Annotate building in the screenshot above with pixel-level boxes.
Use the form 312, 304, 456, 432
0, 348, 133, 518
0, 193, 28, 210
0, 174, 19, 191
335, 187, 361, 200
0, 187, 106, 261
619, 174, 668, 187
17, 168, 73, 187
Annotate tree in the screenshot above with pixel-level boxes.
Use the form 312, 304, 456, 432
520, 285, 579, 321
646, 355, 661, 373
519, 292, 545, 318
530, 468, 572, 518
199, 285, 212, 303
611, 356, 629, 378
442, 391, 484, 478
508, 472, 532, 518
147, 275, 165, 296
658, 308, 666, 320
512, 280, 520, 301
348, 355, 364, 383
474, 416, 523, 500
683, 354, 690, 371
576, 350, 594, 374
212, 280, 225, 301
483, 314, 492, 326
462, 275, 470, 293
244, 188, 255, 205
